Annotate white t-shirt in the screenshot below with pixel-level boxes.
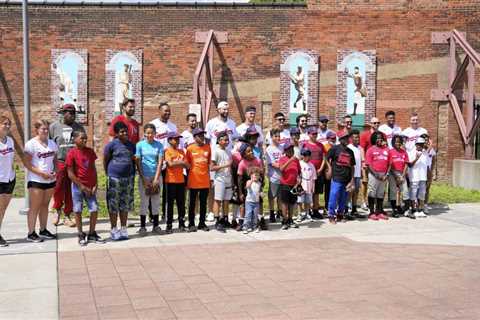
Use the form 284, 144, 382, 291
402, 127, 428, 153
0, 136, 16, 183
317, 128, 334, 144
378, 124, 402, 148
25, 138, 58, 183
265, 129, 291, 148
236, 123, 264, 147
212, 146, 232, 185
150, 118, 177, 148
205, 117, 238, 151
299, 131, 310, 146
348, 144, 363, 178
408, 149, 429, 182
246, 181, 261, 203
427, 148, 436, 169
300, 160, 316, 194
265, 144, 283, 183
180, 129, 195, 150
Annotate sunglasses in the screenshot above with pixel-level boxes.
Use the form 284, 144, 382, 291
345, 121, 352, 124
276, 118, 286, 122
372, 122, 380, 125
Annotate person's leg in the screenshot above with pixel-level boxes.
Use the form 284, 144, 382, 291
0, 193, 12, 234
138, 178, 148, 229
119, 212, 128, 228
71, 184, 84, 234
52, 161, 66, 223
188, 189, 198, 228
28, 188, 43, 234
161, 170, 167, 220
367, 173, 378, 219
166, 183, 176, 229
39, 188, 55, 231
337, 183, 348, 217
176, 184, 186, 228
244, 202, 253, 230
198, 188, 209, 227
268, 181, 275, 217
328, 181, 340, 220
323, 178, 331, 215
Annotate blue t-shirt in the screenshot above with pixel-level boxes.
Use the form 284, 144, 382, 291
135, 139, 164, 178
104, 139, 136, 178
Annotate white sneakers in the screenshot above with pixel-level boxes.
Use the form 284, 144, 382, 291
206, 212, 215, 222
111, 227, 129, 241
414, 211, 428, 218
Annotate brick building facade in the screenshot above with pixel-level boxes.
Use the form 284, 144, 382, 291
1, 0, 479, 181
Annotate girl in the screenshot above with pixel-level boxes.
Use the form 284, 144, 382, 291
244, 167, 262, 233
387, 135, 410, 218
24, 120, 58, 242
278, 142, 301, 230
0, 116, 17, 247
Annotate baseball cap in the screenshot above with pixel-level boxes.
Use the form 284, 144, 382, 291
416, 137, 426, 144
167, 132, 182, 140
61, 104, 76, 113
245, 106, 256, 113
290, 127, 300, 135
319, 115, 329, 122
326, 131, 337, 139
300, 148, 312, 157
217, 101, 228, 109
283, 141, 294, 150
245, 126, 260, 137
192, 128, 206, 136
307, 126, 318, 134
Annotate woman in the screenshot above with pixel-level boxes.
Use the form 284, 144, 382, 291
24, 120, 58, 242
0, 116, 16, 247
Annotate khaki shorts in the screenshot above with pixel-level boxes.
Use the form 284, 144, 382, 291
367, 172, 386, 198
388, 174, 409, 201
410, 181, 427, 201
213, 180, 233, 201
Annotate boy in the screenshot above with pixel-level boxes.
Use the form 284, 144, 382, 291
164, 132, 190, 232
265, 128, 283, 223
347, 130, 363, 219
388, 135, 410, 218
103, 122, 136, 241
278, 142, 301, 230
66, 131, 105, 246
296, 149, 316, 222
325, 131, 355, 224
244, 167, 262, 233
186, 128, 212, 232
211, 131, 233, 232
408, 137, 429, 218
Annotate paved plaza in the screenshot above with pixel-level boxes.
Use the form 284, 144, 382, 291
1, 199, 480, 319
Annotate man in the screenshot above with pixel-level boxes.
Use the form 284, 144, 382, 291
265, 112, 291, 148
317, 115, 335, 144
49, 103, 85, 227
402, 113, 428, 153
378, 110, 402, 148
359, 117, 381, 211
150, 102, 178, 148
347, 130, 364, 219
296, 114, 309, 145
336, 115, 353, 139
205, 101, 238, 151
181, 113, 198, 150
109, 98, 140, 144
236, 106, 264, 148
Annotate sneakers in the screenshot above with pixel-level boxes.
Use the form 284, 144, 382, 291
281, 222, 289, 230
206, 212, 215, 222
87, 232, 105, 243
215, 221, 226, 233
376, 213, 389, 220
152, 226, 162, 234
328, 216, 337, 224
255, 226, 261, 233
269, 212, 276, 223
290, 220, 299, 229
0, 234, 8, 247
39, 229, 57, 239
368, 213, 379, 221
78, 232, 87, 246
344, 214, 356, 221
423, 206, 430, 214
230, 219, 238, 229
198, 224, 210, 232
63, 215, 76, 228
361, 202, 369, 211
259, 217, 268, 230
243, 228, 250, 234
415, 210, 428, 218
119, 228, 129, 240
165, 226, 173, 234
110, 229, 120, 241
26, 231, 44, 243
188, 225, 197, 233
178, 225, 186, 233
223, 218, 232, 229
137, 227, 147, 236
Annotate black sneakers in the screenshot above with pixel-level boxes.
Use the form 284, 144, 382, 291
188, 225, 197, 233
26, 231, 44, 243
269, 212, 276, 223
197, 224, 210, 232
0, 234, 8, 247
78, 232, 87, 246
39, 229, 57, 240
88, 232, 106, 244
259, 217, 268, 230
215, 221, 226, 233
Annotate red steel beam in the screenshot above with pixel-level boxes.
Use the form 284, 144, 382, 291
450, 55, 469, 90
448, 93, 469, 145
452, 29, 480, 66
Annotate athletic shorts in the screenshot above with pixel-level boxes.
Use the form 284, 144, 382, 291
280, 184, 297, 205
353, 177, 361, 191
268, 182, 280, 199
297, 193, 313, 204
107, 176, 134, 213
0, 178, 15, 194
27, 181, 56, 190
410, 180, 427, 201
314, 174, 324, 195
213, 180, 233, 201
72, 183, 98, 213
367, 172, 386, 198
388, 174, 409, 201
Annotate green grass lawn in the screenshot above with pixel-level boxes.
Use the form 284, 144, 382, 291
13, 166, 480, 218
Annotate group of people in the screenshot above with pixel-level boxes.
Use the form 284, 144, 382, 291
0, 98, 436, 247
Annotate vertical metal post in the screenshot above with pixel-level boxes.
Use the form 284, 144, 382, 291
466, 62, 475, 159
448, 35, 457, 87
20, 0, 31, 215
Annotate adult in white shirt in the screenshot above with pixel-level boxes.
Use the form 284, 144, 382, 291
317, 115, 335, 144
236, 106, 264, 148
205, 101, 238, 151
402, 113, 428, 153
265, 112, 291, 148
378, 110, 402, 148
24, 120, 59, 243
347, 129, 363, 218
0, 116, 17, 247
150, 103, 178, 148
407, 137, 429, 218
181, 113, 198, 150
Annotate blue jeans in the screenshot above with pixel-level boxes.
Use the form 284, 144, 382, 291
328, 180, 348, 217
72, 183, 98, 213
244, 201, 259, 229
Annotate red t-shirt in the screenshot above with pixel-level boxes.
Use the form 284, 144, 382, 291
109, 115, 140, 145
278, 156, 301, 186
65, 147, 97, 188
237, 158, 263, 177
388, 148, 409, 172
366, 145, 389, 174
301, 141, 325, 170
360, 129, 373, 152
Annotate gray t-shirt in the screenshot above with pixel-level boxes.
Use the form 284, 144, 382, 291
212, 146, 232, 185
265, 144, 283, 183
49, 120, 85, 161
246, 181, 261, 203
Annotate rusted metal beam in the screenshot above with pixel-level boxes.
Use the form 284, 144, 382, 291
450, 55, 469, 90
448, 93, 469, 145
452, 29, 480, 66
465, 61, 475, 158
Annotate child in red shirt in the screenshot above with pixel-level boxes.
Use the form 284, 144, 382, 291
66, 131, 104, 246
278, 142, 301, 230
388, 135, 410, 217
365, 132, 389, 220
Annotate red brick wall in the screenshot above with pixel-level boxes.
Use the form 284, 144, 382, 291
1, 2, 479, 181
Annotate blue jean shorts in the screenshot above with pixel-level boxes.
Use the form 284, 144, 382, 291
72, 183, 98, 213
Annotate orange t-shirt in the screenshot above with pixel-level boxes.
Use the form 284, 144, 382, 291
164, 147, 186, 184
186, 143, 211, 189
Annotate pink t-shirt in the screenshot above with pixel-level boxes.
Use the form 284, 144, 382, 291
366, 145, 389, 174
301, 141, 325, 170
388, 148, 408, 172
237, 158, 263, 177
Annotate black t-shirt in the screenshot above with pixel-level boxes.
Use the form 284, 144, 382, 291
327, 145, 355, 184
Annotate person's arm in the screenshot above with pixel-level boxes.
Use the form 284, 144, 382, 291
153, 151, 163, 187
279, 157, 295, 172
135, 156, 149, 187
103, 145, 111, 174
245, 178, 253, 189
23, 152, 53, 180
67, 164, 90, 195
